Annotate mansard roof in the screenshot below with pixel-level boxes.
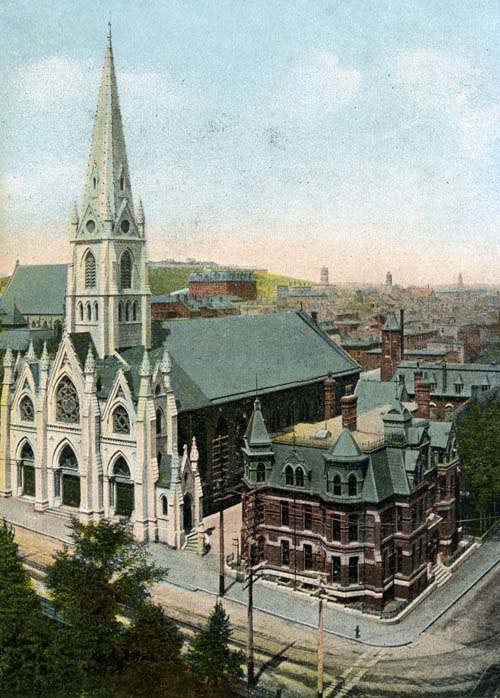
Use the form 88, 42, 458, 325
396, 360, 500, 399
0, 264, 67, 317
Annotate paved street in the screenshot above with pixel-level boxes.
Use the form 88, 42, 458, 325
2, 496, 500, 648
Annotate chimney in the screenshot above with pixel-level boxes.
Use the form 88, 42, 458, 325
400, 309, 405, 361
341, 394, 358, 431
324, 374, 336, 420
415, 380, 430, 419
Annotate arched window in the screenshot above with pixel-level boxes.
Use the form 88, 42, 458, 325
120, 175, 125, 191
125, 301, 130, 322
59, 445, 78, 470
86, 303, 91, 321
78, 302, 83, 322
285, 465, 294, 486
112, 405, 130, 434
256, 462, 266, 483
21, 443, 34, 461
161, 495, 168, 516
93, 302, 99, 322
118, 302, 123, 322
113, 457, 130, 478
348, 475, 357, 497
55, 377, 80, 423
20, 442, 35, 497
333, 474, 342, 496
295, 466, 305, 488
112, 457, 134, 518
156, 408, 163, 436
120, 250, 132, 289
132, 301, 137, 321
85, 252, 96, 288
20, 396, 35, 422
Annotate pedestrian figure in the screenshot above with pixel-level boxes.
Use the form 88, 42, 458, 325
355, 624, 360, 639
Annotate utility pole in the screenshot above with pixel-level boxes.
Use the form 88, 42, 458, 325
219, 506, 225, 596
317, 584, 324, 698
247, 542, 255, 688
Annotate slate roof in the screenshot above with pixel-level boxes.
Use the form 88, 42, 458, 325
156, 312, 360, 408
396, 361, 500, 398
383, 312, 400, 331
355, 372, 409, 414
0, 264, 67, 317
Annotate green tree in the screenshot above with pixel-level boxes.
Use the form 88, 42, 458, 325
188, 601, 243, 696
0, 521, 62, 696
456, 399, 500, 533
117, 602, 189, 698
46, 518, 165, 692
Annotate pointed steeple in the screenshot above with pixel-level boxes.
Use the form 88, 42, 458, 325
84, 344, 95, 374
245, 398, 272, 448
70, 200, 79, 225
140, 349, 151, 377
136, 197, 145, 225
82, 31, 134, 223
25, 341, 36, 362
40, 342, 49, 371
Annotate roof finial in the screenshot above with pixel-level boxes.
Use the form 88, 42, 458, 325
108, 20, 112, 41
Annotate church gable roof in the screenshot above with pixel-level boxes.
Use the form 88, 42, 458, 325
0, 264, 67, 317
160, 312, 360, 409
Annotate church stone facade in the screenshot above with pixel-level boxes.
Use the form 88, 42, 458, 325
0, 35, 201, 546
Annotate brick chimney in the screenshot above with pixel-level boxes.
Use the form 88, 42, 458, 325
413, 367, 430, 418
415, 381, 431, 419
324, 373, 336, 420
341, 394, 358, 431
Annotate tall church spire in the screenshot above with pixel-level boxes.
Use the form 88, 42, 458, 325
82, 31, 134, 225
65, 32, 151, 358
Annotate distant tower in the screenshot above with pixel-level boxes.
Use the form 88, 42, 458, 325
386, 271, 393, 288
381, 311, 402, 382
320, 266, 329, 285
457, 272, 464, 289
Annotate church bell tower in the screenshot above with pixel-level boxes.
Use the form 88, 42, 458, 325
66, 29, 151, 358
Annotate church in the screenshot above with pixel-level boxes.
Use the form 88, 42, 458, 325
0, 34, 363, 546
0, 33, 203, 546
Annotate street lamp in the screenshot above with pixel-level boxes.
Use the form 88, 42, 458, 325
314, 574, 328, 698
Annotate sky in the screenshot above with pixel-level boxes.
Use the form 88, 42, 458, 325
1, 0, 500, 284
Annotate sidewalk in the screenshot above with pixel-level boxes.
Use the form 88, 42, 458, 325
1, 496, 499, 647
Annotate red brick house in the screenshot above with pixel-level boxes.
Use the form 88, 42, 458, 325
241, 390, 460, 609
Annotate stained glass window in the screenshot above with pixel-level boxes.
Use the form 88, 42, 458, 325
20, 396, 35, 421
56, 377, 80, 423
112, 406, 130, 434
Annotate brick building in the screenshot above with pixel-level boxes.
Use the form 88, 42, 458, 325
188, 271, 257, 301
241, 387, 460, 609
151, 294, 238, 321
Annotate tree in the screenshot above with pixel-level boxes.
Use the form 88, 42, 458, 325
117, 602, 189, 698
46, 518, 166, 692
0, 520, 59, 695
456, 399, 500, 533
188, 601, 243, 696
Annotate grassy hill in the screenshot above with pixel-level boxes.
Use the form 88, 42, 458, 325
0, 277, 10, 294
254, 271, 312, 299
148, 267, 312, 299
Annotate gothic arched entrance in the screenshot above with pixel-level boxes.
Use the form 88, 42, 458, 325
183, 493, 193, 533
58, 445, 80, 508
20, 443, 35, 497
112, 457, 134, 518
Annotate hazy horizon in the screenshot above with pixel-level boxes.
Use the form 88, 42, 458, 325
1, 1, 500, 284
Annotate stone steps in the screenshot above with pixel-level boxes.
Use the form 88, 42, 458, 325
432, 562, 452, 587
182, 530, 199, 552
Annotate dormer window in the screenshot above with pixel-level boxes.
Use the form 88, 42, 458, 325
256, 462, 266, 483
454, 383, 463, 395
333, 474, 342, 496
285, 465, 294, 485
348, 475, 357, 497
295, 466, 304, 488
